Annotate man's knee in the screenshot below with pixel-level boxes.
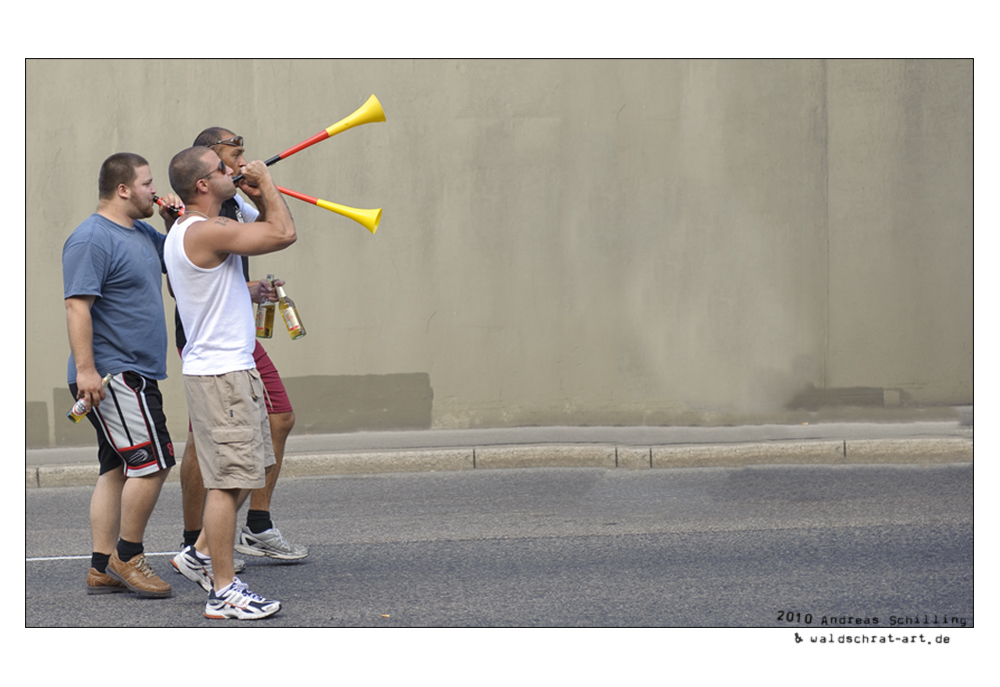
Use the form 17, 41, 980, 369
269, 411, 295, 435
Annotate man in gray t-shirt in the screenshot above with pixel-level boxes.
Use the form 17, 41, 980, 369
63, 152, 184, 599
63, 214, 168, 383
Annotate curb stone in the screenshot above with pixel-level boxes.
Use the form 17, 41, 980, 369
843, 438, 974, 464
281, 449, 475, 477
25, 437, 973, 489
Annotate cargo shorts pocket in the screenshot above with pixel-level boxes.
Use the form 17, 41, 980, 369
210, 426, 261, 481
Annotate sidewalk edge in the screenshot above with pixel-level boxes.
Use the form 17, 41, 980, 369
25, 437, 973, 489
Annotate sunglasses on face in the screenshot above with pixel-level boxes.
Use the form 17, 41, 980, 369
199, 159, 226, 181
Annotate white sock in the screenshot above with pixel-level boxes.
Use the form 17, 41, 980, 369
214, 577, 241, 596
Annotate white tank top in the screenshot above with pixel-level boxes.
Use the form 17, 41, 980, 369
164, 214, 255, 375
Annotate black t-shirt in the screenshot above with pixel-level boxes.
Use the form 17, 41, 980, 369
174, 197, 250, 349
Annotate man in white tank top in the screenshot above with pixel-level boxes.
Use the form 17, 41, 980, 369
164, 146, 296, 620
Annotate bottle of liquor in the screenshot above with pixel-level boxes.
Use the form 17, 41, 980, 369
276, 280, 306, 340
255, 273, 276, 339
67, 373, 113, 423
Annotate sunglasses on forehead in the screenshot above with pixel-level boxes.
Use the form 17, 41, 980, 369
213, 135, 243, 147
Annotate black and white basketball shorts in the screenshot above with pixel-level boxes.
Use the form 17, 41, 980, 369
69, 371, 175, 477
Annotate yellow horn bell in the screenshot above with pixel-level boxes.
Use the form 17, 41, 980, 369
325, 94, 386, 138
316, 199, 381, 234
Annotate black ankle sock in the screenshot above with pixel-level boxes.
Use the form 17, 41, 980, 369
183, 529, 201, 548
246, 510, 273, 534
116, 539, 144, 563
92, 552, 111, 573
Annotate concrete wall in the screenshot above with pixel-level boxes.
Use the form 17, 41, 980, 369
25, 59, 973, 448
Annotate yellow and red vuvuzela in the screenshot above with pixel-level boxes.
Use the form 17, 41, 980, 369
276, 186, 381, 235
233, 94, 385, 183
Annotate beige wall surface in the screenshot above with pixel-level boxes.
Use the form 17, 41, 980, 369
26, 59, 973, 448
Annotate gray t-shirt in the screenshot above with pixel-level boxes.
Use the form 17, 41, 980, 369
62, 213, 168, 383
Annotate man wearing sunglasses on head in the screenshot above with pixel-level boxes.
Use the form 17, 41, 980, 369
164, 145, 296, 619
166, 129, 308, 593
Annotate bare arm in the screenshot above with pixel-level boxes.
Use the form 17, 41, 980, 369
184, 161, 296, 269
65, 295, 107, 410
233, 160, 295, 252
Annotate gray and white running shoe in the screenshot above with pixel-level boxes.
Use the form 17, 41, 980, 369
234, 526, 308, 560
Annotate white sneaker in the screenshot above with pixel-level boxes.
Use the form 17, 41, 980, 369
172, 546, 247, 591
204, 578, 281, 620
170, 545, 213, 592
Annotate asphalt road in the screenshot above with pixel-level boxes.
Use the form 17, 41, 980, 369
25, 463, 973, 628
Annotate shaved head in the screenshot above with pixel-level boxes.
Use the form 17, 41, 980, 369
169, 147, 214, 204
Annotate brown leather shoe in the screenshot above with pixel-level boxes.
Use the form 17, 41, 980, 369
86, 567, 128, 595
107, 550, 173, 598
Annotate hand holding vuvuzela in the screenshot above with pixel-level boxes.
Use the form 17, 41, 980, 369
235, 160, 274, 200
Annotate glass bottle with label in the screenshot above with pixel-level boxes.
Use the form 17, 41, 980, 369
67, 373, 113, 423
255, 274, 276, 339
276, 280, 306, 340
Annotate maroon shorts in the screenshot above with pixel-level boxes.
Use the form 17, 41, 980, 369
252, 340, 293, 414
178, 341, 292, 429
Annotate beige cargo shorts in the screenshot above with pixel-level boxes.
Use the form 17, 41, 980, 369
184, 367, 276, 490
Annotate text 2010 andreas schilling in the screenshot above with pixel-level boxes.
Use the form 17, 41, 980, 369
777, 611, 969, 628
